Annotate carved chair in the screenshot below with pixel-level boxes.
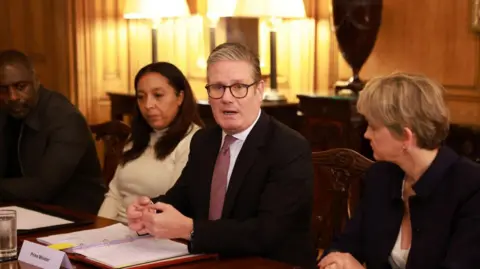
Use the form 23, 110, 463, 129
311, 148, 374, 254
90, 120, 131, 186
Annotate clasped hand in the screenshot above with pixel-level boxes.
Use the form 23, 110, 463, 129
318, 252, 364, 269
126, 196, 193, 240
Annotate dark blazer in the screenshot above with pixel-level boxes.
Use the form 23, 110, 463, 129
322, 146, 480, 269
0, 87, 106, 214
154, 112, 317, 269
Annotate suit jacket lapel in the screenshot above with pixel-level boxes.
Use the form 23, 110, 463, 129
222, 112, 270, 217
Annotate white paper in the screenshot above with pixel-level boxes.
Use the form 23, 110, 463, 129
38, 223, 190, 268
37, 223, 136, 247
0, 206, 72, 230
75, 237, 189, 268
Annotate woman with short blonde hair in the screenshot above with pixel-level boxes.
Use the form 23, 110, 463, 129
357, 72, 449, 150
319, 72, 480, 269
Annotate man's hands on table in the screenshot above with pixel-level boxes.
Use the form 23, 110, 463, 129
126, 196, 193, 240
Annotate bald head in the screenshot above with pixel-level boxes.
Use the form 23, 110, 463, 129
0, 50, 39, 118
0, 50, 35, 74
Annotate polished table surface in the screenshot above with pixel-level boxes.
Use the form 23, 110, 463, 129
0, 204, 296, 269
1, 257, 295, 269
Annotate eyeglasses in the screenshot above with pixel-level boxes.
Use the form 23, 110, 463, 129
205, 81, 257, 99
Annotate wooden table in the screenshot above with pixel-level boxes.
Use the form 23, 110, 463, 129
2, 257, 295, 269
0, 204, 295, 269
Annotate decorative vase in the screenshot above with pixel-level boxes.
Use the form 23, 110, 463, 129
332, 0, 383, 95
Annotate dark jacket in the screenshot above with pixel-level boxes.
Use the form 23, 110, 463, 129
322, 146, 480, 269
154, 112, 317, 269
0, 87, 106, 214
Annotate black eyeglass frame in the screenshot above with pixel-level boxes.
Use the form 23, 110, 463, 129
205, 81, 258, 99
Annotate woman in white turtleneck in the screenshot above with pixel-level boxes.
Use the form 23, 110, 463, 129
98, 62, 203, 223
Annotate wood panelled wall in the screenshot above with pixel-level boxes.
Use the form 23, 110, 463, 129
74, 0, 130, 123
333, 0, 480, 125
0, 0, 76, 101
360, 1, 477, 88
1, 0, 479, 125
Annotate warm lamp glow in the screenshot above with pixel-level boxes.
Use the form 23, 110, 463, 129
207, 0, 236, 21
123, 0, 191, 63
233, 0, 306, 101
123, 0, 191, 19
233, 0, 306, 18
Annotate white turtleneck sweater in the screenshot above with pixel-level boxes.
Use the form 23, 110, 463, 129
98, 124, 201, 223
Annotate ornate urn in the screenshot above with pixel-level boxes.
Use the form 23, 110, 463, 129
332, 0, 383, 94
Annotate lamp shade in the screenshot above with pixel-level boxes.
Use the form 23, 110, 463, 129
233, 0, 306, 18
207, 0, 236, 19
123, 0, 191, 19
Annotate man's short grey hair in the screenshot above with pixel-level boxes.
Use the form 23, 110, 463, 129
207, 42, 261, 81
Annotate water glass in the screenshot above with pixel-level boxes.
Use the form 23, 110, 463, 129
0, 210, 16, 261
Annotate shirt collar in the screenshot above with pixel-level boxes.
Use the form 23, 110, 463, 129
149, 127, 168, 145
390, 146, 460, 200
412, 146, 459, 198
222, 110, 261, 143
23, 86, 46, 131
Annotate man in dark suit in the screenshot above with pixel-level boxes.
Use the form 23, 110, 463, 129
0, 49, 106, 214
127, 43, 316, 268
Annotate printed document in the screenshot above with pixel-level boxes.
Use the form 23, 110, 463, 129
37, 223, 191, 268
0, 206, 72, 230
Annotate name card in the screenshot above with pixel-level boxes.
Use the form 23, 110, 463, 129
18, 240, 73, 269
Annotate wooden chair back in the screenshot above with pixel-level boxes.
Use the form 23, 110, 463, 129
311, 148, 373, 253
90, 120, 131, 185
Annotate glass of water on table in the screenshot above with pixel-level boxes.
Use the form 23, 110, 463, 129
0, 210, 16, 261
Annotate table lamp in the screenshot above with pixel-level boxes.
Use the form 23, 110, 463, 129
207, 0, 236, 52
123, 0, 191, 63
233, 0, 306, 101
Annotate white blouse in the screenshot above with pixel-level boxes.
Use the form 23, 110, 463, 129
389, 227, 410, 269
389, 180, 411, 269
97, 124, 200, 223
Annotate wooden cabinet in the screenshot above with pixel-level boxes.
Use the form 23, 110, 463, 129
298, 93, 480, 164
107, 92, 136, 122
446, 125, 480, 163
297, 94, 372, 158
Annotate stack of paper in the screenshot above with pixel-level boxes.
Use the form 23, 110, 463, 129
37, 223, 134, 247
37, 224, 194, 268
0, 206, 72, 230
75, 236, 190, 268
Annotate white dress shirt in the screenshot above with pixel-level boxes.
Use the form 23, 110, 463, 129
220, 111, 261, 187
389, 227, 410, 269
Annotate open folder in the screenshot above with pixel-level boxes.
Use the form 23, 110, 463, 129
36, 223, 215, 268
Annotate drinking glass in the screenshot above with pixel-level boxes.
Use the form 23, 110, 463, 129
0, 210, 17, 261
